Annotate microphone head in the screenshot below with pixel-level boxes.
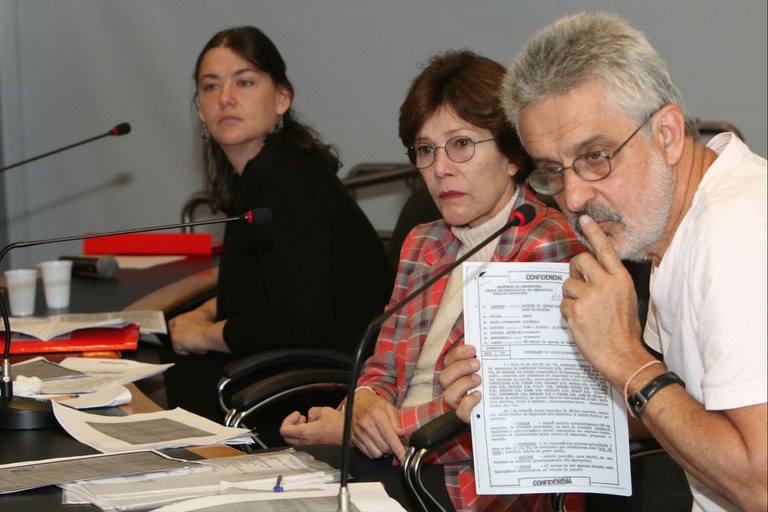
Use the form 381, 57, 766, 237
110, 122, 131, 136
244, 207, 273, 225
511, 203, 537, 226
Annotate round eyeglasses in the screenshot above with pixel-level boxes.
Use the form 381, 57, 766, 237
526, 109, 659, 195
407, 136, 495, 169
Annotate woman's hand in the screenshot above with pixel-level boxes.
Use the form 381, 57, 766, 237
351, 389, 406, 462
279, 407, 344, 446
168, 299, 229, 355
439, 343, 482, 423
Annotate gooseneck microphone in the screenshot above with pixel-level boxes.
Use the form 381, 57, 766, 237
0, 122, 132, 173
0, 207, 272, 430
336, 204, 536, 511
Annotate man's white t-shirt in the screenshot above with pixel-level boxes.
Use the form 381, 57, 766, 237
644, 133, 767, 511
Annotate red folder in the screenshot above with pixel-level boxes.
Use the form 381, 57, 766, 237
8, 324, 140, 355
83, 233, 222, 255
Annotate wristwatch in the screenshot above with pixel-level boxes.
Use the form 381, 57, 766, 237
627, 372, 685, 419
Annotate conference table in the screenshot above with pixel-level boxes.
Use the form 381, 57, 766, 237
0, 254, 438, 512
0, 254, 222, 511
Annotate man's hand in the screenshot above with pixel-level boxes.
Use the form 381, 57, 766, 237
439, 344, 482, 423
351, 389, 406, 462
560, 215, 651, 386
279, 407, 344, 446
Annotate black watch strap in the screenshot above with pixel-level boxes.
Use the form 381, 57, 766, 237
627, 372, 685, 419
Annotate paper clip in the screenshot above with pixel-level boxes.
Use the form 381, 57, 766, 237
273, 475, 284, 492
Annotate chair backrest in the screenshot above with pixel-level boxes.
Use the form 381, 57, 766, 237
179, 191, 226, 238
385, 184, 441, 271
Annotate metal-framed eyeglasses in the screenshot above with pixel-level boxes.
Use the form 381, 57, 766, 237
526, 109, 659, 195
407, 136, 495, 170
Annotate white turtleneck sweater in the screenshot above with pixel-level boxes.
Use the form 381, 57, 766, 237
401, 191, 518, 407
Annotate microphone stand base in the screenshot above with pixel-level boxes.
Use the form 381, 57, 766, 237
0, 395, 56, 430
337, 485, 351, 512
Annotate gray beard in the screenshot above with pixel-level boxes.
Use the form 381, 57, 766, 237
570, 152, 675, 262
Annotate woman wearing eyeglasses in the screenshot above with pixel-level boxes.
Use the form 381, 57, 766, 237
281, 50, 584, 511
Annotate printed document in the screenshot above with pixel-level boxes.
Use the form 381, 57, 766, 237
463, 262, 630, 496
12, 356, 173, 395
53, 402, 254, 453
0, 450, 191, 494
3, 310, 167, 340
61, 449, 340, 511
148, 482, 405, 512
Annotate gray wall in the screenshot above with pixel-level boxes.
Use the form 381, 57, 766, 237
1, 0, 766, 268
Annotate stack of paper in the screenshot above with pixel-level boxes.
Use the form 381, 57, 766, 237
0, 451, 192, 494
148, 482, 406, 512
3, 310, 167, 340
52, 403, 254, 453
12, 356, 173, 408
60, 450, 341, 511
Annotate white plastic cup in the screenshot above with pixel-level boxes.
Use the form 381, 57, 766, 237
4, 269, 38, 316
39, 260, 73, 309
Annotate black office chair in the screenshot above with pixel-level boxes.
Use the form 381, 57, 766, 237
219, 348, 352, 434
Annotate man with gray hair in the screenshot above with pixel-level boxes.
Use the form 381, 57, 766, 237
440, 11, 766, 512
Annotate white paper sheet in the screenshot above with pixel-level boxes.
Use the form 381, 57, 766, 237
58, 383, 132, 408
52, 402, 254, 453
2, 310, 167, 340
61, 450, 339, 511
148, 482, 405, 512
463, 261, 631, 497
0, 450, 191, 494
38, 357, 173, 395
115, 255, 186, 269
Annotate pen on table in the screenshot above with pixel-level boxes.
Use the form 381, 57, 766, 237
273, 475, 284, 492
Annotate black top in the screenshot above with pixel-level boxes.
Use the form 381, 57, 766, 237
163, 134, 393, 421
217, 134, 393, 355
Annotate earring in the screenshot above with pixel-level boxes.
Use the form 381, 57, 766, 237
201, 123, 210, 141
274, 115, 284, 133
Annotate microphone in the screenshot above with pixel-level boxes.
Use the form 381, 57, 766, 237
0, 122, 132, 173
59, 255, 119, 278
336, 203, 536, 511
0, 207, 272, 430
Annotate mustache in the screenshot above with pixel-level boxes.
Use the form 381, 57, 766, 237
571, 204, 624, 239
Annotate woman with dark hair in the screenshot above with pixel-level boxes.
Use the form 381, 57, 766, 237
166, 26, 392, 422
281, 50, 585, 511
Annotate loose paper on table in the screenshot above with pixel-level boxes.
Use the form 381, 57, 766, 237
0, 451, 191, 494
147, 482, 405, 512
61, 449, 340, 511
53, 402, 253, 453
3, 310, 167, 340
463, 261, 631, 497
13, 356, 173, 395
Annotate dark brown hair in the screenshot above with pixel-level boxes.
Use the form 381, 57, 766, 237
399, 49, 530, 177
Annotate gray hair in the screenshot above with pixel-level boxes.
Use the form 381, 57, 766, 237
502, 12, 698, 137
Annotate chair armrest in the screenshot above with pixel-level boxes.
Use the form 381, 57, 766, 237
230, 368, 350, 411
409, 410, 470, 451
217, 348, 352, 414
224, 348, 352, 380
226, 368, 349, 429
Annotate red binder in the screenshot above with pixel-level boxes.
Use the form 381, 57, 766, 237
8, 324, 140, 355
83, 233, 222, 255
